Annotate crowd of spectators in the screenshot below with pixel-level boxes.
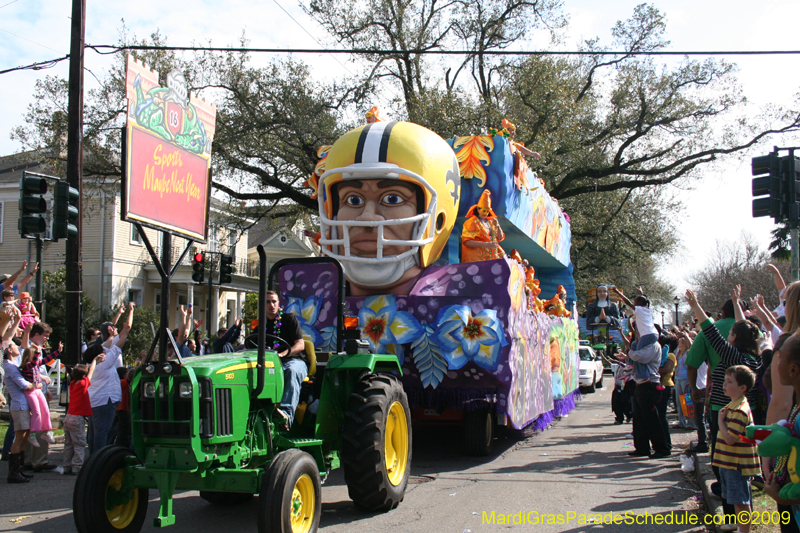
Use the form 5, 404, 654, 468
608, 264, 800, 532
0, 261, 253, 483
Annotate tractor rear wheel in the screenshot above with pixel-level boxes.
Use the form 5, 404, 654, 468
464, 400, 494, 457
257, 449, 321, 533
73, 445, 149, 533
199, 491, 254, 505
342, 373, 411, 511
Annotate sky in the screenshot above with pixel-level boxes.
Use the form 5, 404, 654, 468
1, 0, 799, 312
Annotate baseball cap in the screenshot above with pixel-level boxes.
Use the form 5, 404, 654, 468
100, 321, 114, 341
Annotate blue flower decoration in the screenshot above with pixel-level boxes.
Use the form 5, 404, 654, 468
432, 304, 508, 371
358, 295, 424, 365
283, 294, 323, 346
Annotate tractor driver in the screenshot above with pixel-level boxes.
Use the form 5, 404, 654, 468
264, 290, 308, 429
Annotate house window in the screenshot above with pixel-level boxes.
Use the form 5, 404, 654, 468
0, 201, 4, 243
228, 231, 237, 257
226, 299, 237, 328
127, 288, 143, 307
131, 225, 143, 245
155, 294, 161, 315
209, 226, 218, 253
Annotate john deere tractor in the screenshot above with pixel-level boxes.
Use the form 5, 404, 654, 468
72, 247, 412, 532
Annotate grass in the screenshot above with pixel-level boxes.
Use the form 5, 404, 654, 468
750, 488, 784, 533
0, 418, 64, 448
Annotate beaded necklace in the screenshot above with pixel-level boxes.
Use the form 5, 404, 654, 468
271, 309, 283, 350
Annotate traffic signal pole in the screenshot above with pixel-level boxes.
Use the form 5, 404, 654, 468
791, 149, 799, 282
64, 0, 85, 365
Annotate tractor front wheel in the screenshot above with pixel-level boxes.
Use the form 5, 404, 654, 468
342, 373, 411, 511
258, 449, 321, 533
72, 445, 149, 533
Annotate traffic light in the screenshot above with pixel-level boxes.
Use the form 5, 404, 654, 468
752, 152, 783, 220
53, 182, 79, 240
219, 254, 233, 284
18, 175, 48, 236
782, 155, 800, 223
192, 252, 205, 283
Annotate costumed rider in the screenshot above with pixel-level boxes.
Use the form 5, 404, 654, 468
585, 284, 621, 330
265, 290, 308, 429
461, 190, 506, 263
317, 121, 461, 296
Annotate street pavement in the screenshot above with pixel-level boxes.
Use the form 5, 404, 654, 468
0, 379, 708, 532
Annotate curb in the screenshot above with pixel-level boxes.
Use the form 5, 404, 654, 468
693, 451, 724, 533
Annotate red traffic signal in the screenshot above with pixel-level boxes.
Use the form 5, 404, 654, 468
192, 252, 205, 283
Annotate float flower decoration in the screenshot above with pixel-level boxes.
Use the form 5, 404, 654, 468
358, 295, 424, 366
282, 294, 323, 346
431, 304, 508, 372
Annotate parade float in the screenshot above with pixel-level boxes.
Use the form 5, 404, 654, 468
275, 118, 581, 455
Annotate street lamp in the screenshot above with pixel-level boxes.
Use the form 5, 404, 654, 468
673, 296, 681, 327
661, 310, 664, 328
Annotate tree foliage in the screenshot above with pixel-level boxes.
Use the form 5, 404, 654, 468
11, 4, 800, 309
686, 233, 788, 318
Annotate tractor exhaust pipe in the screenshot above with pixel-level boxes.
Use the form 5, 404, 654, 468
253, 244, 267, 398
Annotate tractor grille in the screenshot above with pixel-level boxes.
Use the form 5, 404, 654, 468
139, 378, 191, 439
215, 388, 233, 436
198, 377, 213, 438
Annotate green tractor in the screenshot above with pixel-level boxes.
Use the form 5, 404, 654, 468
72, 247, 412, 532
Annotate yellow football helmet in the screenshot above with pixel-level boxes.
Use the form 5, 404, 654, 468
318, 121, 460, 272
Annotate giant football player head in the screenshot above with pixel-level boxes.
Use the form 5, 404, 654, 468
318, 121, 460, 295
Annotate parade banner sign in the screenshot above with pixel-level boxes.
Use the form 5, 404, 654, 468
121, 55, 216, 242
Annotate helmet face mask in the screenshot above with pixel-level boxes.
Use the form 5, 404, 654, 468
319, 163, 436, 265
317, 121, 460, 289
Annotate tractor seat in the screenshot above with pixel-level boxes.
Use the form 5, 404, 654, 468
304, 339, 317, 377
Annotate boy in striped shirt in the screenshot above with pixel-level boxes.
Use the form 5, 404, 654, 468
713, 365, 759, 533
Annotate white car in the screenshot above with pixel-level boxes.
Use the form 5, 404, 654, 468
578, 346, 604, 392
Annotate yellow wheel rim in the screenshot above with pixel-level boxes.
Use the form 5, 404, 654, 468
105, 468, 139, 530
290, 474, 315, 533
385, 401, 409, 487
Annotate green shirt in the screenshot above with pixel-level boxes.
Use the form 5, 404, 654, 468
685, 316, 735, 411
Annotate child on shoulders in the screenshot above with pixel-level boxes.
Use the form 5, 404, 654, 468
18, 346, 56, 446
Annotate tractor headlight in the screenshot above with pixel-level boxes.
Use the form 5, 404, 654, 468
143, 382, 156, 398
178, 382, 193, 399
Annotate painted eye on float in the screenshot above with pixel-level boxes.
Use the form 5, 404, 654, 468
344, 195, 365, 207
382, 193, 405, 206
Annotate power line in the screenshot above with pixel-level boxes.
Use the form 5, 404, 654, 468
5, 44, 800, 77
86, 44, 800, 56
270, 0, 354, 75
0, 26, 62, 54
0, 54, 69, 75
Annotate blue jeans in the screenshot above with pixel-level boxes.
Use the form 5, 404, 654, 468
631, 333, 658, 351
2, 415, 14, 456
88, 399, 120, 454
279, 358, 308, 426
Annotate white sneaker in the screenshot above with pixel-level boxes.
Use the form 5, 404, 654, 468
27, 433, 40, 447
41, 431, 55, 444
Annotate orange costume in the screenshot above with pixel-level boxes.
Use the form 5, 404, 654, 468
365, 106, 383, 124
461, 190, 506, 263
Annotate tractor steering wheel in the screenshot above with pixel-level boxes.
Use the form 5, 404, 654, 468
244, 333, 292, 355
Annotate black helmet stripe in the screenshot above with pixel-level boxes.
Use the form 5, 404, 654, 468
354, 121, 398, 164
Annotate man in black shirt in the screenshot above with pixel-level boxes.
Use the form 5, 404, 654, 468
264, 290, 308, 428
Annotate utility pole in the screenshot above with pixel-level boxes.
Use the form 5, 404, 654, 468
64, 0, 85, 365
